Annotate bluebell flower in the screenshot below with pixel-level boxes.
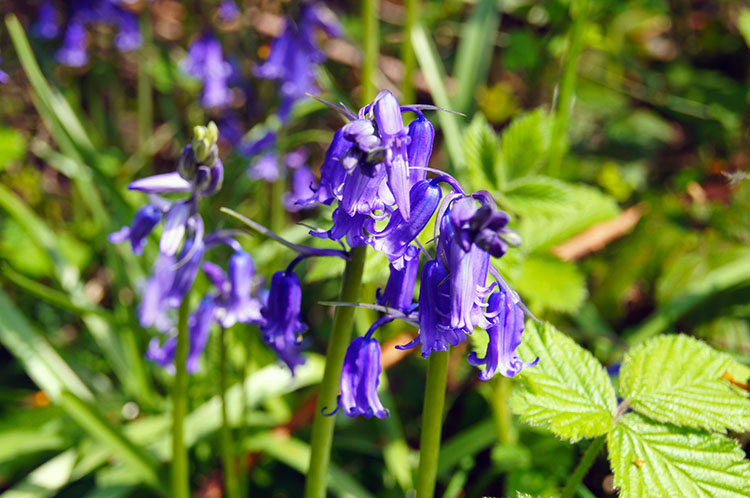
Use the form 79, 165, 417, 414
218, 0, 240, 23
108, 204, 162, 255
146, 335, 176, 372
406, 113, 434, 185
311, 208, 368, 248
285, 165, 318, 212
183, 32, 233, 109
327, 336, 388, 418
248, 152, 280, 182
33, 1, 61, 39
376, 248, 420, 313
254, 2, 341, 119
186, 295, 217, 373
203, 251, 264, 328
260, 271, 307, 374
368, 179, 442, 270
56, 21, 88, 67
467, 289, 539, 379
139, 254, 177, 332
373, 91, 412, 220
0, 57, 8, 84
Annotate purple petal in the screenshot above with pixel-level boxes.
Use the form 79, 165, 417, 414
129, 172, 192, 194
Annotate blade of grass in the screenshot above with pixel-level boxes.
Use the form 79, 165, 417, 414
452, 0, 501, 114
0, 288, 92, 402
436, 418, 495, 476
246, 432, 376, 498
0, 449, 77, 498
59, 391, 167, 494
411, 24, 465, 171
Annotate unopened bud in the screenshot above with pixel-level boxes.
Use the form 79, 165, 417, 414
177, 145, 197, 180
204, 145, 219, 167
193, 125, 206, 141
206, 121, 219, 146
193, 138, 210, 163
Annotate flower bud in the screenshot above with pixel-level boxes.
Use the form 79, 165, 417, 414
177, 145, 198, 180
193, 138, 210, 163
206, 121, 219, 146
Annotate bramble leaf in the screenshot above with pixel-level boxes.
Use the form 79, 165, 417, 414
607, 412, 750, 498
514, 255, 587, 313
619, 334, 750, 432
499, 109, 550, 181
499, 175, 573, 215
463, 114, 500, 190
509, 321, 617, 442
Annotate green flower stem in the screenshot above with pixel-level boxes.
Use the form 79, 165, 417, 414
362, 0, 379, 102
137, 10, 153, 164
548, 0, 588, 176
489, 376, 516, 445
305, 245, 368, 498
270, 177, 285, 235
171, 292, 191, 498
220, 327, 240, 498
416, 350, 450, 498
401, 0, 418, 105
560, 435, 605, 498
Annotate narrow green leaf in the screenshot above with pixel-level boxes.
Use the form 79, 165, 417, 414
59, 391, 166, 493
0, 449, 77, 498
499, 109, 551, 181
510, 321, 617, 441
626, 251, 750, 345
0, 288, 92, 402
437, 419, 495, 476
619, 335, 750, 432
411, 24, 465, 170
246, 432, 376, 498
463, 114, 500, 190
453, 0, 501, 114
607, 412, 750, 498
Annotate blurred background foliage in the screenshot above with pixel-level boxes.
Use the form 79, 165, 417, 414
0, 0, 749, 497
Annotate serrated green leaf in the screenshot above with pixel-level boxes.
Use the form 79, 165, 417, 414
499, 109, 550, 181
519, 184, 620, 253
464, 114, 500, 190
514, 255, 587, 313
619, 335, 750, 432
500, 176, 573, 215
607, 412, 750, 498
510, 321, 617, 442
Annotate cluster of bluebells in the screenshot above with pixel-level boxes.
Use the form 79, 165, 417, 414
300, 90, 538, 419
110, 123, 311, 374
254, 2, 341, 120
32, 0, 142, 67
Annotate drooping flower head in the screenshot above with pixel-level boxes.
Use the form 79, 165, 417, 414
183, 32, 233, 109
327, 336, 388, 419
254, 2, 341, 120
260, 271, 307, 374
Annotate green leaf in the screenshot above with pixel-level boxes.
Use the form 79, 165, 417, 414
0, 126, 26, 169
499, 109, 550, 181
619, 335, 750, 432
607, 412, 750, 498
464, 114, 500, 190
0, 288, 92, 402
452, 0, 501, 114
739, 9, 750, 48
59, 391, 165, 493
519, 184, 620, 253
411, 24, 465, 170
514, 255, 587, 313
0, 449, 77, 498
500, 176, 573, 215
510, 321, 617, 442
246, 432, 375, 498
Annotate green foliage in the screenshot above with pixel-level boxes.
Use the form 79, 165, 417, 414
607, 413, 750, 498
619, 335, 750, 432
464, 114, 500, 190
510, 321, 617, 442
500, 176, 573, 215
498, 109, 550, 182
514, 255, 587, 313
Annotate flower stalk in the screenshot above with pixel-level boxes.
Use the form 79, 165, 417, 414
305, 245, 368, 498
171, 291, 192, 498
416, 350, 450, 498
560, 435, 605, 498
220, 326, 240, 498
